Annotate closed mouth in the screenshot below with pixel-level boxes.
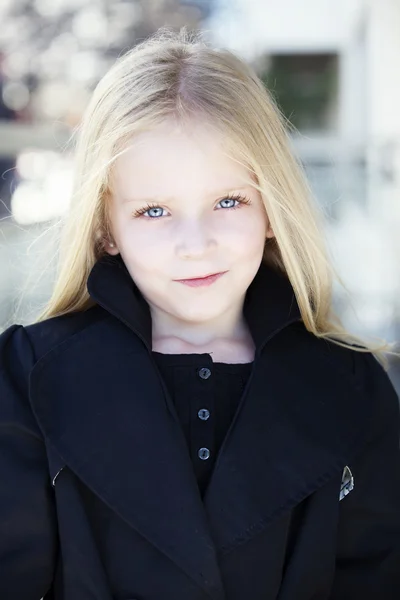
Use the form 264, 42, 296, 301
176, 271, 226, 281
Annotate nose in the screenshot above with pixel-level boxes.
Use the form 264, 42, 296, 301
175, 218, 217, 259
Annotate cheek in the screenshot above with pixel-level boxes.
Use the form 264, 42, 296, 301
118, 223, 170, 272
118, 219, 157, 250
222, 212, 267, 250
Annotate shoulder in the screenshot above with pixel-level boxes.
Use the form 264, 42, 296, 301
24, 305, 108, 361
289, 321, 400, 441
0, 304, 108, 368
0, 306, 109, 436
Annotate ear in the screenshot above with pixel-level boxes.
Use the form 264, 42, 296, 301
105, 240, 120, 256
266, 224, 275, 239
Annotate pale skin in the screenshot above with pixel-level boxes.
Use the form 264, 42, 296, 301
105, 119, 275, 363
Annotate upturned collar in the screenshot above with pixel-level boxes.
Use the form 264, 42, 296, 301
86, 253, 302, 354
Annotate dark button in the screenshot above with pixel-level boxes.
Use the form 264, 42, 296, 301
198, 447, 210, 460
198, 367, 211, 380
198, 408, 210, 421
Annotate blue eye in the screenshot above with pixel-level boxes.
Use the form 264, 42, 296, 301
218, 197, 239, 209
132, 204, 166, 218
146, 206, 165, 218
216, 193, 252, 211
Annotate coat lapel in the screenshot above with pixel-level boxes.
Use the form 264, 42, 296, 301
29, 318, 225, 600
203, 323, 371, 553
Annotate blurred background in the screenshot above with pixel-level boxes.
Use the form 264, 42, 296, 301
0, 0, 399, 390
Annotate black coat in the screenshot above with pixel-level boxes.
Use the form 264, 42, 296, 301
1, 255, 400, 600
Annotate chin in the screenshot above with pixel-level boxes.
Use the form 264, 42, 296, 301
173, 303, 225, 324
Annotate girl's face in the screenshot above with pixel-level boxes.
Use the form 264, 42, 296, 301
107, 120, 274, 340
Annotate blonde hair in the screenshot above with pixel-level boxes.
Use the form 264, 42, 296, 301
35, 27, 398, 368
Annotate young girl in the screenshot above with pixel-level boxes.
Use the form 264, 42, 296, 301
1, 28, 399, 600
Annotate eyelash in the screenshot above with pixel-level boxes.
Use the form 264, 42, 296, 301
132, 193, 252, 219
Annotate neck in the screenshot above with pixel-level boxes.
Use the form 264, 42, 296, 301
151, 300, 253, 355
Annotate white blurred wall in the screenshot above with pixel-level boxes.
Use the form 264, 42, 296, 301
212, 0, 365, 55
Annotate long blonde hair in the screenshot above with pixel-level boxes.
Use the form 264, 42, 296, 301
35, 27, 398, 368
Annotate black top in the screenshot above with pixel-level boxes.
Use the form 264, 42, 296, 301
152, 351, 253, 498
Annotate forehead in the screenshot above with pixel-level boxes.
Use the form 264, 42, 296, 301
111, 121, 254, 199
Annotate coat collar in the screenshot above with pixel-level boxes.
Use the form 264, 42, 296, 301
86, 253, 303, 355
29, 254, 372, 600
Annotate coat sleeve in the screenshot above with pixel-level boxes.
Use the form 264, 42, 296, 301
0, 324, 57, 599
330, 350, 400, 600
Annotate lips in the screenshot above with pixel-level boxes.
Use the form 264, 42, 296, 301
174, 271, 227, 287
177, 272, 224, 281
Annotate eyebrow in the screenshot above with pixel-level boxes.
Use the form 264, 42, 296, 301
121, 185, 252, 204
